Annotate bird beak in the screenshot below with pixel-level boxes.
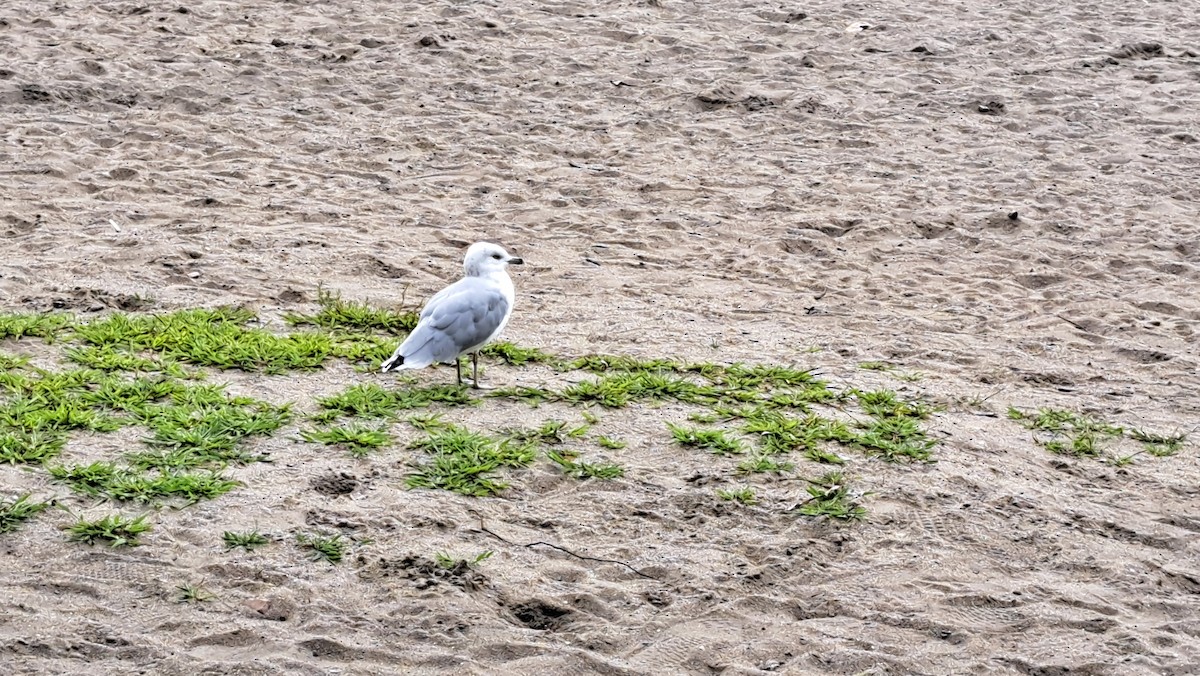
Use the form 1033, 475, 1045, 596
508, 257, 524, 265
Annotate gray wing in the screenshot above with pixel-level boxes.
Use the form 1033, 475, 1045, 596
399, 281, 510, 365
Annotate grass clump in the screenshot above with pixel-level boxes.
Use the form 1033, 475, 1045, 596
597, 436, 626, 450
562, 372, 718, 408
435, 550, 493, 569
314, 383, 475, 423
742, 411, 852, 456
65, 345, 187, 376
563, 354, 684, 373
1130, 429, 1187, 457
0, 494, 52, 533
668, 423, 745, 455
1008, 407, 1123, 458
546, 449, 625, 480
503, 419, 589, 446
735, 455, 795, 476
487, 385, 558, 407
717, 486, 758, 505
127, 388, 290, 470
851, 389, 937, 419
223, 530, 272, 551
406, 425, 535, 496
297, 532, 348, 563
48, 462, 240, 504
176, 584, 214, 603
73, 307, 332, 373
65, 513, 150, 547
0, 312, 73, 341
481, 341, 554, 366
854, 417, 937, 462
0, 430, 68, 464
301, 424, 392, 458
283, 287, 418, 334
794, 472, 867, 521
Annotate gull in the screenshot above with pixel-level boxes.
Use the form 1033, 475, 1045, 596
381, 241, 523, 388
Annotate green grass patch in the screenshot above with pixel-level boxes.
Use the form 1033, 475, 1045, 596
0, 494, 53, 533
546, 449, 625, 480
735, 454, 795, 476
668, 423, 745, 455
562, 372, 719, 408
283, 287, 418, 334
435, 550, 493, 569
854, 417, 936, 462
502, 420, 590, 446
717, 486, 758, 505
297, 532, 348, 563
851, 389, 936, 419
1008, 407, 1123, 458
65, 513, 151, 547
0, 429, 67, 464
301, 424, 392, 458
176, 583, 214, 603
597, 436, 626, 450
223, 530, 272, 551
487, 385, 557, 406
481, 341, 555, 366
405, 425, 535, 496
72, 307, 332, 373
65, 345, 187, 376
314, 383, 475, 423
795, 471, 867, 521
1130, 429, 1186, 457
48, 462, 240, 504
742, 410, 853, 456
0, 312, 74, 341
0, 352, 31, 370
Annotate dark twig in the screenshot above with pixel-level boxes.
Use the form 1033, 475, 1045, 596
524, 541, 658, 580
471, 512, 659, 581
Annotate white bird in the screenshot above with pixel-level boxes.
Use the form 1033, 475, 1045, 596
381, 241, 524, 388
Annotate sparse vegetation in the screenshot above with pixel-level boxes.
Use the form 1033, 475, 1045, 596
794, 472, 867, 521
435, 550, 493, 569
0, 494, 52, 533
1129, 429, 1187, 457
546, 449, 625, 480
223, 530, 272, 551
1008, 407, 1124, 459
717, 486, 758, 505
297, 532, 349, 563
176, 583, 214, 603
3, 303, 1190, 574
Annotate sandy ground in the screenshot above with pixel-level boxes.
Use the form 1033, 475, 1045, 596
2, 1, 1200, 674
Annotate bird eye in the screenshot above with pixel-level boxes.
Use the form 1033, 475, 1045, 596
492, 254, 502, 259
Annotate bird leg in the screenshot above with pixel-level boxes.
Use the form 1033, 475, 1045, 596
456, 358, 464, 386
469, 352, 494, 390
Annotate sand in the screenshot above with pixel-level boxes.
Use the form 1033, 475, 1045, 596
2, 1, 1199, 674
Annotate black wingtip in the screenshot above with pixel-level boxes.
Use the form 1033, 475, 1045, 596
381, 354, 404, 372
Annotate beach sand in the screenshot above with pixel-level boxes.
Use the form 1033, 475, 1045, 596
1, 1, 1199, 674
